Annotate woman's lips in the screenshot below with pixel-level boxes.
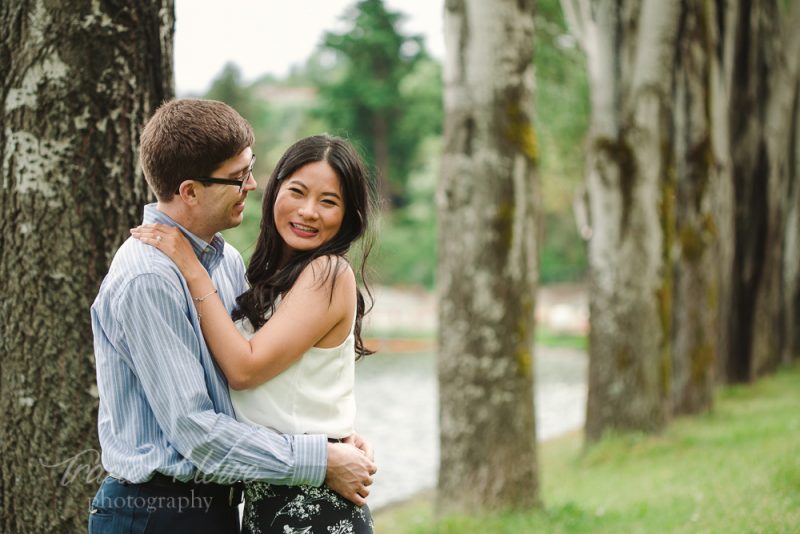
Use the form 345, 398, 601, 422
290, 222, 318, 238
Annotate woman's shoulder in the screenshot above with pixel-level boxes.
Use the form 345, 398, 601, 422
301, 255, 355, 286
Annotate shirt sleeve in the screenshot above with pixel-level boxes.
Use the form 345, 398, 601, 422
116, 272, 326, 486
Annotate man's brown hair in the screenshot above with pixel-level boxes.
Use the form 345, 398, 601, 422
140, 98, 255, 200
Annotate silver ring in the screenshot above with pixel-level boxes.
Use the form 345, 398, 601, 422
155, 235, 162, 243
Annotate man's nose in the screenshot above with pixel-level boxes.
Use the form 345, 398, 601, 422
242, 173, 257, 192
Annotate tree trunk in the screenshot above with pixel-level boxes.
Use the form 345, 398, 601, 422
563, 0, 680, 441
722, 0, 799, 381
783, 73, 800, 362
769, 1, 800, 365
669, 0, 718, 415
0, 2, 173, 531
437, 0, 539, 514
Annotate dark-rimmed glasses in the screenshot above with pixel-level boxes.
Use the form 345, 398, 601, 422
175, 155, 256, 194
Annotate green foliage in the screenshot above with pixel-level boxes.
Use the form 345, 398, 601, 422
535, 0, 590, 283
221, 190, 263, 262
540, 212, 587, 283
205, 63, 328, 177
205, 63, 267, 129
535, 326, 588, 350
205, 63, 273, 171
212, 0, 591, 288
369, 138, 439, 288
314, 0, 442, 206
375, 364, 800, 533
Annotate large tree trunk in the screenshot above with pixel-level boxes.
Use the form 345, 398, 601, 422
783, 72, 800, 363
563, 0, 680, 441
0, 2, 173, 531
769, 1, 800, 365
722, 0, 799, 381
669, 1, 718, 415
437, 0, 539, 514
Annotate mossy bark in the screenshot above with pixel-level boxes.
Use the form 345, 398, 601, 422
0, 2, 173, 531
437, 0, 540, 514
568, 0, 680, 442
670, 1, 718, 415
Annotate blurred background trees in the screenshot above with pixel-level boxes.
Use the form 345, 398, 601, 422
560, 0, 800, 441
212, 0, 799, 448
210, 0, 590, 290
316, 0, 442, 209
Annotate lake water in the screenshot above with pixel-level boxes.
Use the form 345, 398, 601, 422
353, 346, 588, 510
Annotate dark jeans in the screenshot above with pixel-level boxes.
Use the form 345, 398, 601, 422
88, 476, 240, 533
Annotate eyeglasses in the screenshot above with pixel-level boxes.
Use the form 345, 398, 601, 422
176, 155, 256, 194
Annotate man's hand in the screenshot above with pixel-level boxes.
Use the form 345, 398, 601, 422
325, 442, 377, 507
343, 432, 374, 462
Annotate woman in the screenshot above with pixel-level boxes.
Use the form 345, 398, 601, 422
132, 134, 375, 533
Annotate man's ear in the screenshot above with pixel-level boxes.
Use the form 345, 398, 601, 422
176, 180, 200, 205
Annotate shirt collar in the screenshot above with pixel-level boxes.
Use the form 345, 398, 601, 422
142, 204, 226, 270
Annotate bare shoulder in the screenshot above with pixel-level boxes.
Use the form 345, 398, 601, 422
298, 255, 356, 291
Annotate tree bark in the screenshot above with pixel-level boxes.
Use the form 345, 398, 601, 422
721, 0, 799, 381
564, 0, 680, 441
0, 2, 173, 531
770, 1, 800, 365
669, 0, 718, 415
437, 0, 539, 514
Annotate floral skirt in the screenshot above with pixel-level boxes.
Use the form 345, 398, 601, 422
241, 481, 374, 534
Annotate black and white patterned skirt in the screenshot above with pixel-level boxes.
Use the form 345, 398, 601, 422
241, 481, 374, 534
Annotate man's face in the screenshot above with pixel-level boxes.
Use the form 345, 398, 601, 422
196, 147, 256, 234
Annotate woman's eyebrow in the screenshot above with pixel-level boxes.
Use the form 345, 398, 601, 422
321, 191, 343, 200
286, 179, 308, 189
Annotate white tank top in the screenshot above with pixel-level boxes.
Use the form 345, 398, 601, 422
229, 300, 357, 439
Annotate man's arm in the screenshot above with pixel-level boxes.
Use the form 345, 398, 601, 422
118, 273, 325, 485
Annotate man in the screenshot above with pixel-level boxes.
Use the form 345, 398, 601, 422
90, 98, 376, 533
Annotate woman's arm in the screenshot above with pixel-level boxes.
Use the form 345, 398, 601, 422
131, 223, 355, 389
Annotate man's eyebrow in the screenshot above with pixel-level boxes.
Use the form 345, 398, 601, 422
228, 163, 249, 178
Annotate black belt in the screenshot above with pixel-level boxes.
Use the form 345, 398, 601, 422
114, 474, 244, 507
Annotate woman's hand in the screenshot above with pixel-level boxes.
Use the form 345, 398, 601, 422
130, 223, 203, 279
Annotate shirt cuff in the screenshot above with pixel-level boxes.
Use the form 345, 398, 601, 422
289, 434, 327, 486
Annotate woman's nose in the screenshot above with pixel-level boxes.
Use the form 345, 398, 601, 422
298, 205, 319, 219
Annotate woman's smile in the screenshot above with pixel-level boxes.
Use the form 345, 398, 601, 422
290, 222, 319, 237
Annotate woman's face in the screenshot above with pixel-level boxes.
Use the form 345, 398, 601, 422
273, 160, 345, 260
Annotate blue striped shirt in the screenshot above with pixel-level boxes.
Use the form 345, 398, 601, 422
91, 204, 326, 485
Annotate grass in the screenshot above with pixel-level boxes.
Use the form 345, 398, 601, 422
374, 364, 800, 533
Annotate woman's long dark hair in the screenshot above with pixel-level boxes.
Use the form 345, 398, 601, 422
233, 134, 375, 358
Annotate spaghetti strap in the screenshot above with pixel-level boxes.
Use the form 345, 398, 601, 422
348, 295, 358, 335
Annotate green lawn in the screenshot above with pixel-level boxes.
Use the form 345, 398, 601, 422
375, 364, 800, 533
